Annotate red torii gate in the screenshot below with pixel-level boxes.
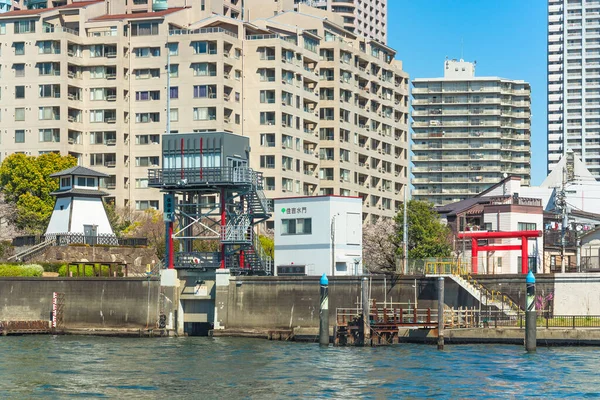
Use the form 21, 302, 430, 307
457, 230, 543, 274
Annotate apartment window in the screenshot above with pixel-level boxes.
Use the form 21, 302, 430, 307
134, 47, 160, 57
135, 134, 160, 145
37, 62, 60, 76
260, 112, 275, 125
135, 68, 160, 79
131, 22, 158, 36
135, 178, 149, 189
260, 133, 275, 147
260, 90, 275, 104
38, 106, 60, 120
13, 63, 25, 77
15, 108, 25, 121
191, 41, 216, 54
193, 107, 216, 121
37, 40, 60, 54
170, 108, 178, 122
14, 20, 35, 34
39, 84, 60, 98
167, 42, 178, 56
135, 112, 160, 123
193, 85, 215, 98
281, 218, 312, 235
90, 109, 116, 123
0, 23, 5, 35
518, 222, 536, 231
135, 156, 159, 167
15, 86, 25, 99
169, 64, 178, 78
13, 42, 25, 56
15, 129, 25, 143
170, 87, 178, 99
260, 155, 275, 169
135, 90, 160, 101
90, 131, 116, 145
135, 200, 159, 211
39, 128, 60, 143
192, 62, 216, 76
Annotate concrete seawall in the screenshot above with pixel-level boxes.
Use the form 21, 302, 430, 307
0, 278, 160, 332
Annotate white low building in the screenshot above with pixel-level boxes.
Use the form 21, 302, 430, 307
46, 166, 114, 240
274, 196, 363, 276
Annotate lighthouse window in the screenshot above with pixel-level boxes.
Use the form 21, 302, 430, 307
76, 177, 96, 187
60, 177, 71, 187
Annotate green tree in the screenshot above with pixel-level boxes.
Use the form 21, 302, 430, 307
395, 200, 453, 259
0, 153, 77, 234
363, 200, 453, 273
259, 235, 274, 258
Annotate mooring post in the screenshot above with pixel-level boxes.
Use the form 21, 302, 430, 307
525, 271, 536, 352
437, 276, 445, 350
362, 276, 370, 344
319, 273, 329, 346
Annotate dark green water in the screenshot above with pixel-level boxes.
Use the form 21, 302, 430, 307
0, 336, 599, 399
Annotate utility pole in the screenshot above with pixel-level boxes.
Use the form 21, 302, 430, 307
558, 166, 569, 274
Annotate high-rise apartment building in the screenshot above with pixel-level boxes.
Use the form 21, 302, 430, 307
293, 0, 387, 43
0, 0, 409, 224
412, 59, 531, 206
548, 0, 600, 176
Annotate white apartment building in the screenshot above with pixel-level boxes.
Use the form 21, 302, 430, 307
0, 0, 408, 224
293, 0, 387, 43
548, 0, 600, 177
412, 59, 531, 206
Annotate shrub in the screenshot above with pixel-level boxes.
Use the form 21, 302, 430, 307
0, 264, 44, 277
37, 262, 65, 273
58, 264, 121, 277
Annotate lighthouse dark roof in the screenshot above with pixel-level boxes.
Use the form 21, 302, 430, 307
49, 166, 109, 178
50, 188, 110, 197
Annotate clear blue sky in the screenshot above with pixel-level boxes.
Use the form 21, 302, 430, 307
387, 1, 547, 185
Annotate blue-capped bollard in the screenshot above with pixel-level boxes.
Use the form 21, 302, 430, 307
319, 273, 329, 346
525, 271, 536, 352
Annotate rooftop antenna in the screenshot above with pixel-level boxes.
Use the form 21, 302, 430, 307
460, 37, 464, 61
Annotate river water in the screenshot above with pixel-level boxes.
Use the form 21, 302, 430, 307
0, 336, 598, 399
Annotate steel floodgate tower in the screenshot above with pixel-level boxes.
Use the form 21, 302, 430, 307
149, 132, 273, 335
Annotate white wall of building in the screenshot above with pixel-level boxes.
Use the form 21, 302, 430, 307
274, 196, 362, 276
480, 210, 543, 274
45, 197, 72, 234
67, 197, 113, 235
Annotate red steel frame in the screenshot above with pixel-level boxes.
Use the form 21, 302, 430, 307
457, 230, 542, 274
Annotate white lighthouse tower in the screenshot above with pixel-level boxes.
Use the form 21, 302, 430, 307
45, 166, 114, 239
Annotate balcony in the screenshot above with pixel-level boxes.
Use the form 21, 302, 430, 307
148, 167, 264, 188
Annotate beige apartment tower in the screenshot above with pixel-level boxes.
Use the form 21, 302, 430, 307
0, 0, 408, 224
411, 59, 531, 206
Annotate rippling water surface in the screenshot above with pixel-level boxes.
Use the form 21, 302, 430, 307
0, 336, 599, 398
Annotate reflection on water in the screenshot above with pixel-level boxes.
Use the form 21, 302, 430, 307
0, 336, 599, 398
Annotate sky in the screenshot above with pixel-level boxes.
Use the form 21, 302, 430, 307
387, 0, 547, 185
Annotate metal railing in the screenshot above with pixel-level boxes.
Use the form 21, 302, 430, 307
449, 309, 600, 329
12, 234, 147, 248
148, 167, 262, 187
